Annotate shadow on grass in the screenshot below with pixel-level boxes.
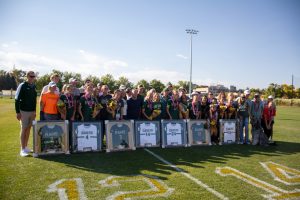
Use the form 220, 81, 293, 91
39, 140, 300, 180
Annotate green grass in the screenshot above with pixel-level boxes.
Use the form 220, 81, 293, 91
0, 98, 299, 200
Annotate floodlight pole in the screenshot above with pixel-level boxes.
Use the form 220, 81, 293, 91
186, 29, 198, 98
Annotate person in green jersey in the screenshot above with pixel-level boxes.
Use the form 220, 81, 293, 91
59, 84, 76, 121
142, 90, 154, 120
166, 90, 180, 120
79, 84, 96, 121
152, 92, 162, 120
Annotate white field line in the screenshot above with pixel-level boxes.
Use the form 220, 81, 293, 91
144, 148, 228, 200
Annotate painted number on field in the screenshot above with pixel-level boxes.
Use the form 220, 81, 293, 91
47, 178, 87, 200
98, 175, 174, 200
216, 161, 300, 199
47, 175, 173, 200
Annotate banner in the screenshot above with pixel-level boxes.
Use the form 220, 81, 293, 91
219, 119, 239, 144
161, 120, 187, 148
135, 121, 160, 147
33, 120, 69, 157
105, 120, 135, 152
72, 122, 102, 152
187, 119, 211, 146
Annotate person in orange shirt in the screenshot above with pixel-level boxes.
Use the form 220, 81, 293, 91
41, 82, 60, 120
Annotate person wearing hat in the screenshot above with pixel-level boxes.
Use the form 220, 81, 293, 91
189, 91, 201, 119
237, 93, 250, 144
40, 82, 60, 120
15, 71, 37, 157
39, 73, 60, 120
262, 95, 276, 143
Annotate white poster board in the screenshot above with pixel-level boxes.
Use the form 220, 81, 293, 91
161, 120, 187, 148
219, 119, 239, 144
135, 121, 160, 147
72, 122, 102, 152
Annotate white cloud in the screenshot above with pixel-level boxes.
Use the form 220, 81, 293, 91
176, 54, 188, 60
0, 42, 219, 85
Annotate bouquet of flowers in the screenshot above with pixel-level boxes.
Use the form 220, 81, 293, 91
210, 119, 216, 126
107, 99, 118, 118
151, 109, 161, 119
92, 103, 103, 118
57, 99, 66, 119
179, 103, 189, 119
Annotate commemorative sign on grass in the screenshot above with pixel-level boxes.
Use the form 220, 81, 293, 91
186, 119, 211, 146
161, 120, 188, 148
33, 120, 69, 157
135, 121, 160, 147
219, 119, 239, 144
72, 122, 102, 152
105, 120, 135, 152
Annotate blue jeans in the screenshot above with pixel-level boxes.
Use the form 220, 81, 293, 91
240, 117, 249, 143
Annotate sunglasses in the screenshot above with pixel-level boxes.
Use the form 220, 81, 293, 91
29, 75, 36, 78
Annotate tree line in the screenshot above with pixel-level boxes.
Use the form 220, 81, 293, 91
0, 68, 299, 99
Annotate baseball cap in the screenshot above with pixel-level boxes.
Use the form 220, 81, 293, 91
69, 78, 77, 83
119, 85, 126, 90
48, 82, 57, 87
244, 90, 250, 95
268, 95, 274, 99
191, 91, 198, 96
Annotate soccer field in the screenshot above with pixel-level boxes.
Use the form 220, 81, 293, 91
0, 98, 299, 200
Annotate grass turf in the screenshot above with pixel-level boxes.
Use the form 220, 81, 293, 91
0, 98, 299, 200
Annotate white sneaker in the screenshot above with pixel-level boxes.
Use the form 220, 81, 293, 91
20, 149, 29, 157
24, 147, 32, 153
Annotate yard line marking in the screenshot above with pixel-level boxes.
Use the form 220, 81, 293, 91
144, 148, 228, 200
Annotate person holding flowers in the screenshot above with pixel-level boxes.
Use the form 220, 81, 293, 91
59, 84, 76, 121
78, 84, 97, 121
226, 92, 237, 119
209, 103, 219, 144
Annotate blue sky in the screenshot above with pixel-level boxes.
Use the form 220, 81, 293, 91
0, 0, 299, 89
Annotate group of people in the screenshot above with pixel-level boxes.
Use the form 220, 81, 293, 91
15, 71, 276, 157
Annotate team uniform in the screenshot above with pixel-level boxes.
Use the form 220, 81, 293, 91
80, 95, 97, 121
167, 99, 180, 119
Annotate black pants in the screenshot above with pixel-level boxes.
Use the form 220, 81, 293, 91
262, 120, 274, 139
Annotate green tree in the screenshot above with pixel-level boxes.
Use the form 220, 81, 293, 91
177, 80, 189, 91
149, 79, 165, 93
116, 76, 133, 89
35, 74, 51, 91
136, 79, 150, 91
11, 67, 26, 86
85, 75, 101, 86
281, 84, 293, 99
101, 74, 116, 91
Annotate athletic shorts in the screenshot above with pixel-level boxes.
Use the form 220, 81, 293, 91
20, 110, 35, 129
